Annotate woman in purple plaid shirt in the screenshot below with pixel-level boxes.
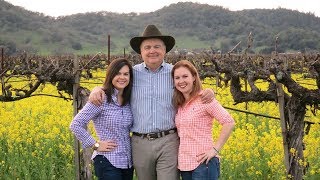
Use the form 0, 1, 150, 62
70, 58, 134, 180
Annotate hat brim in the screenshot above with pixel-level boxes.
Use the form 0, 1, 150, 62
130, 36, 175, 54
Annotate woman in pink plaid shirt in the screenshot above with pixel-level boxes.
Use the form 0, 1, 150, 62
172, 60, 235, 180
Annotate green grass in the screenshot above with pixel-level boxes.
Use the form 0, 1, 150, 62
174, 35, 212, 50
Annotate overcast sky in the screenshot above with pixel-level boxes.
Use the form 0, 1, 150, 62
5, 0, 320, 17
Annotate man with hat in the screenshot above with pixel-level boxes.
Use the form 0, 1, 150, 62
89, 24, 215, 180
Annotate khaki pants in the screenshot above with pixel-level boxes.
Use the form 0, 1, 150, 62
132, 132, 180, 180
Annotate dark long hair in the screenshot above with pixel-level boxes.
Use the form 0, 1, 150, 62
171, 60, 202, 109
102, 58, 133, 106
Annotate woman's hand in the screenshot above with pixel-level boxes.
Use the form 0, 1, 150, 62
196, 148, 219, 164
96, 140, 117, 152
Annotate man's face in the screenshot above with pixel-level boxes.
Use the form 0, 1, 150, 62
140, 38, 166, 71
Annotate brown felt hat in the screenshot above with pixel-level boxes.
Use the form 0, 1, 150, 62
130, 24, 175, 54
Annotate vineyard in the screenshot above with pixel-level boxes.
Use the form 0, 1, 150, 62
0, 48, 319, 179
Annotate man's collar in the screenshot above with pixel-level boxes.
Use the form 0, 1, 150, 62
143, 61, 165, 72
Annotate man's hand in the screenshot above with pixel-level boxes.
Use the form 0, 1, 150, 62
88, 86, 105, 106
199, 88, 215, 103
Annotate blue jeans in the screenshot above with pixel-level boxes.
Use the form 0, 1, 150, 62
180, 157, 220, 180
93, 155, 133, 180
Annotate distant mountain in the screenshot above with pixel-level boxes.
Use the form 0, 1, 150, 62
0, 0, 319, 55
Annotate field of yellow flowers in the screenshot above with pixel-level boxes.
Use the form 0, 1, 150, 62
0, 72, 319, 179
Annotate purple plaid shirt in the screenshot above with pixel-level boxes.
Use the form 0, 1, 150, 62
70, 89, 133, 168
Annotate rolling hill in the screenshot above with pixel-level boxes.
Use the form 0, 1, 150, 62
0, 0, 319, 55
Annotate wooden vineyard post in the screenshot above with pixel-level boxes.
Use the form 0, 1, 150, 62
73, 55, 93, 180
107, 35, 110, 63
244, 78, 248, 123
1, 47, 5, 96
215, 73, 220, 89
276, 82, 290, 174
73, 55, 81, 180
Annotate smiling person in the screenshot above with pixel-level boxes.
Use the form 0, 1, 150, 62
70, 58, 134, 180
88, 24, 215, 180
172, 60, 235, 180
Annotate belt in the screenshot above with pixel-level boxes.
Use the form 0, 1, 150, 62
132, 128, 177, 140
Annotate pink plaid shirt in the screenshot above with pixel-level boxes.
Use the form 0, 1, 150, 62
175, 96, 234, 171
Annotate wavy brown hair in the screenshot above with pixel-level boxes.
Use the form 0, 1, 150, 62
171, 60, 202, 109
102, 58, 133, 106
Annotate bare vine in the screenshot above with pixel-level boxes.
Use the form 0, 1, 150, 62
0, 41, 319, 179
